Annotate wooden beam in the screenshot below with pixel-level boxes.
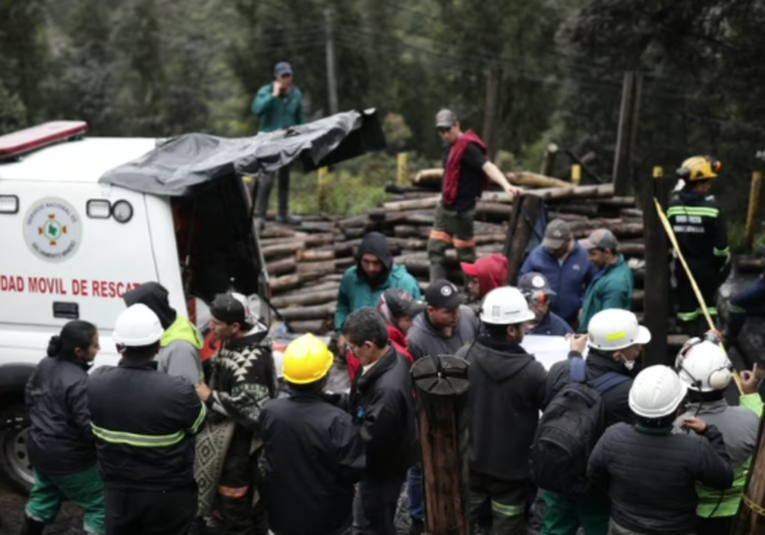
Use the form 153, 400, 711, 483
504, 194, 544, 285
612, 71, 643, 196
410, 356, 471, 535
732, 408, 765, 534
641, 166, 669, 366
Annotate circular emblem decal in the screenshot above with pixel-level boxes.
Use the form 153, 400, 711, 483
24, 197, 82, 263
440, 284, 453, 296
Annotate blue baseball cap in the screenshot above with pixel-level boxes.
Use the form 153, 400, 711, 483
274, 62, 293, 78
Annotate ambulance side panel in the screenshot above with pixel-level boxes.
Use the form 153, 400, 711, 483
0, 181, 159, 371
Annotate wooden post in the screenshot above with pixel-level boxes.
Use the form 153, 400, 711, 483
541, 143, 558, 176
503, 194, 544, 285
745, 170, 762, 251
731, 410, 765, 534
571, 164, 582, 187
410, 355, 470, 535
641, 166, 669, 366
612, 72, 643, 197
482, 64, 502, 160
397, 152, 409, 186
318, 167, 329, 212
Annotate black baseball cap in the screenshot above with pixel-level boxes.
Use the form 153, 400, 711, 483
424, 280, 464, 309
382, 288, 426, 318
210, 292, 257, 326
518, 272, 556, 296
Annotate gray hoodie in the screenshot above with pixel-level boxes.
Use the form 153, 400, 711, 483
407, 305, 478, 360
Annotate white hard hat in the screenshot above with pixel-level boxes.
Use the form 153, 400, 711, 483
676, 340, 732, 392
629, 365, 687, 419
587, 309, 651, 351
113, 304, 164, 347
479, 286, 536, 325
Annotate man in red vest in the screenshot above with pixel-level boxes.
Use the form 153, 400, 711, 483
428, 109, 524, 282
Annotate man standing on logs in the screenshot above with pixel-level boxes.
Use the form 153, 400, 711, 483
578, 229, 634, 333
336, 232, 421, 379
428, 109, 524, 282
520, 219, 596, 329
406, 279, 479, 534
668, 156, 730, 337
342, 308, 417, 535
456, 287, 547, 535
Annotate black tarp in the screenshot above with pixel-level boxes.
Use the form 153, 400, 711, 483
99, 109, 386, 196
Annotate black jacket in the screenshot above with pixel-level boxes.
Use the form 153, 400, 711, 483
458, 337, 547, 481
588, 423, 733, 533
668, 191, 729, 277
88, 359, 206, 490
25, 356, 95, 475
546, 350, 635, 428
349, 347, 417, 479
261, 392, 365, 535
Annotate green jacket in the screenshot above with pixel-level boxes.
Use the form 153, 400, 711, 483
251, 83, 304, 133
334, 264, 421, 334
578, 254, 633, 332
158, 316, 204, 384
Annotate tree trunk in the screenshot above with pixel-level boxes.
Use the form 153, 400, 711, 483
267, 256, 297, 276
297, 249, 335, 262
410, 356, 471, 535
506, 171, 572, 189
279, 303, 338, 322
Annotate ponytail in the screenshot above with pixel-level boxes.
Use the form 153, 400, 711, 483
46, 335, 64, 358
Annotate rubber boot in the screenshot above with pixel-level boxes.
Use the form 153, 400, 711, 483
429, 263, 447, 284
276, 167, 301, 226
21, 516, 45, 535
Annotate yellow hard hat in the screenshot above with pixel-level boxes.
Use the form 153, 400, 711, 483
282, 334, 334, 384
677, 156, 721, 181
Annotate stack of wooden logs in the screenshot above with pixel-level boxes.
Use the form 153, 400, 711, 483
264, 170, 674, 336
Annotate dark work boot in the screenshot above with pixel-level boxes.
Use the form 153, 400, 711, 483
429, 264, 447, 284
21, 515, 45, 535
276, 165, 301, 226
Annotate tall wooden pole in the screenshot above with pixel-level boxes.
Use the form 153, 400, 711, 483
410, 355, 470, 535
612, 72, 643, 197
731, 410, 765, 533
482, 65, 501, 160
745, 170, 762, 251
503, 194, 544, 285
324, 9, 339, 115
641, 166, 669, 366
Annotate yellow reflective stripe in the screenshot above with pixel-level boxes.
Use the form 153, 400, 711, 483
678, 310, 701, 321
491, 501, 524, 517
605, 331, 626, 342
91, 423, 185, 448
189, 403, 207, 434
730, 304, 746, 314
714, 247, 730, 257
667, 206, 719, 218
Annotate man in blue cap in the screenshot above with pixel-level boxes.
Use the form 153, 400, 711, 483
252, 61, 305, 226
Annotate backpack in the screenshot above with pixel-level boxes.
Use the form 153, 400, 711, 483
531, 357, 629, 499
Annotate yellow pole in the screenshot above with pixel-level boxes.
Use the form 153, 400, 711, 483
571, 164, 582, 186
654, 197, 743, 394
745, 171, 762, 251
318, 167, 329, 212
653, 166, 663, 178
397, 152, 409, 186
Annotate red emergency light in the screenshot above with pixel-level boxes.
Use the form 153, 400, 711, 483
0, 121, 88, 160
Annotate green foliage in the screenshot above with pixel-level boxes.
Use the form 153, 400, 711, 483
0, 80, 26, 135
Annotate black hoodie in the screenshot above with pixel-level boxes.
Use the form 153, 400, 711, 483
124, 282, 177, 330
457, 336, 547, 481
356, 232, 393, 288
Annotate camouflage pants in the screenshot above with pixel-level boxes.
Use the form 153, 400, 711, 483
426, 202, 476, 282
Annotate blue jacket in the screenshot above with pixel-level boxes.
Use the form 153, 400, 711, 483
578, 254, 634, 332
519, 243, 597, 324
529, 311, 573, 337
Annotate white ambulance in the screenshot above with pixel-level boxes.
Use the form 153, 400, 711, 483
0, 122, 271, 491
